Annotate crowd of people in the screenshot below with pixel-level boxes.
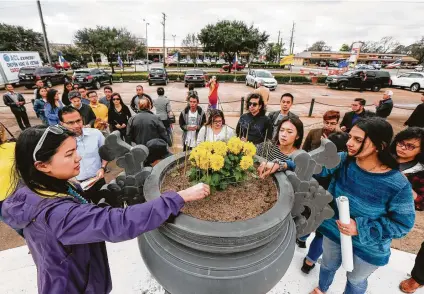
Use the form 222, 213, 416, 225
0, 80, 424, 294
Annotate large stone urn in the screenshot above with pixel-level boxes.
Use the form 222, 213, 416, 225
99, 131, 339, 294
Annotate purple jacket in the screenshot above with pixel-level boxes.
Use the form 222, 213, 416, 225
1, 186, 184, 294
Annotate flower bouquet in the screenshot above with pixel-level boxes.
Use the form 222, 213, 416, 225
188, 137, 257, 191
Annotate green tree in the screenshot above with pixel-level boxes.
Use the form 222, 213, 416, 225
339, 44, 350, 52
198, 20, 269, 72
50, 45, 88, 66
132, 43, 147, 60
74, 26, 137, 73
264, 42, 286, 63
0, 23, 45, 58
409, 37, 424, 64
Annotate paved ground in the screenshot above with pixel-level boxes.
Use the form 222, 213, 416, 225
1, 82, 423, 253
0, 233, 416, 294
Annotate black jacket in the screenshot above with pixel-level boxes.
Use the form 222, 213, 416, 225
130, 93, 152, 113
340, 110, 375, 133
178, 106, 206, 143
405, 103, 424, 128
3, 92, 26, 111
127, 109, 170, 146
236, 112, 272, 145
75, 104, 96, 127
108, 105, 132, 131
376, 98, 393, 118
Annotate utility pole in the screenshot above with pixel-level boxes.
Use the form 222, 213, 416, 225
36, 0, 52, 64
161, 13, 167, 67
289, 22, 295, 55
277, 30, 281, 62
143, 19, 149, 70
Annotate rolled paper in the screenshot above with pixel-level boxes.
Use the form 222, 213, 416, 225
337, 196, 354, 272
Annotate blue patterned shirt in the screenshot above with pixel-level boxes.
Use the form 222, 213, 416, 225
75, 128, 105, 181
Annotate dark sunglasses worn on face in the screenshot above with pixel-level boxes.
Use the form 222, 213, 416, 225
33, 126, 66, 162
248, 102, 258, 107
112, 98, 120, 101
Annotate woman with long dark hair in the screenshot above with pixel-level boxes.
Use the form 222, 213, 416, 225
394, 128, 424, 293
197, 109, 234, 144
45, 89, 64, 126
33, 87, 49, 125
256, 115, 304, 178
62, 82, 73, 106
108, 92, 132, 141
310, 117, 415, 294
1, 125, 209, 293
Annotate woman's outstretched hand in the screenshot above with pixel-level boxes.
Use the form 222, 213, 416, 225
178, 183, 210, 202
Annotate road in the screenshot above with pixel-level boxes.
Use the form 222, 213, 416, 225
106, 63, 417, 76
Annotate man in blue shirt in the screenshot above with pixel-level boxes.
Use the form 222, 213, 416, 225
78, 86, 90, 105
99, 86, 113, 108
58, 106, 108, 204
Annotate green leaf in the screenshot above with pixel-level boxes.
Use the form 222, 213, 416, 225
211, 173, 220, 186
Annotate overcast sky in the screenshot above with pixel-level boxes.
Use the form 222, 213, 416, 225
1, 0, 423, 52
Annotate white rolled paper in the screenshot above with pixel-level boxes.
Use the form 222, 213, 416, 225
337, 196, 354, 272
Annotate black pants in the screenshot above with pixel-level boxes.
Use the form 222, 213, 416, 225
11, 108, 31, 130
412, 241, 424, 285
359, 81, 366, 92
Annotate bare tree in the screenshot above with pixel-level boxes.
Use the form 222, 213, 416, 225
181, 33, 199, 60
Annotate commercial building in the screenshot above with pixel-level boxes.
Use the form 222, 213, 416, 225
293, 51, 418, 66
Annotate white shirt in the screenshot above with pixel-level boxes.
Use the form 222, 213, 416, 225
196, 125, 235, 145
185, 111, 198, 147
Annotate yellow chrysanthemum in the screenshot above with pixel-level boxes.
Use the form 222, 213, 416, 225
239, 156, 254, 170
197, 141, 213, 152
243, 142, 257, 157
209, 154, 225, 171
227, 137, 244, 155
212, 141, 228, 156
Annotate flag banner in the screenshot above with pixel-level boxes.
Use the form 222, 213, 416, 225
279, 55, 294, 66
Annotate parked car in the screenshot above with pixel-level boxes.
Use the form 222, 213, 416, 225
391, 72, 424, 92
18, 66, 69, 89
222, 63, 245, 72
180, 59, 188, 64
72, 68, 113, 89
325, 70, 391, 92
372, 64, 382, 70
354, 64, 375, 70
245, 69, 278, 90
148, 68, 168, 86
195, 59, 204, 64
415, 64, 423, 72
134, 60, 146, 65
216, 59, 226, 65
70, 61, 85, 69
52, 61, 71, 71
184, 69, 208, 87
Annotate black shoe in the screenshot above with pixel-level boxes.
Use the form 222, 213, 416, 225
301, 258, 315, 274
296, 238, 306, 248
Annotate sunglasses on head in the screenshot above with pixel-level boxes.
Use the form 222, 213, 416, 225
33, 126, 66, 162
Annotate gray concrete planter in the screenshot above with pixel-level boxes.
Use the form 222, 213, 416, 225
139, 153, 296, 294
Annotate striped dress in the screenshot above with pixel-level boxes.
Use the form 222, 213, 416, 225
318, 152, 415, 266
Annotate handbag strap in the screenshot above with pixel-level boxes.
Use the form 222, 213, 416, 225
0, 122, 15, 139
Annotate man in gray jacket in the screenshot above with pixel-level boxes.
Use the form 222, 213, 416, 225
268, 93, 298, 137
153, 87, 173, 146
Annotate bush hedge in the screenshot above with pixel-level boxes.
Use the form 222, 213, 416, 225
111, 72, 328, 84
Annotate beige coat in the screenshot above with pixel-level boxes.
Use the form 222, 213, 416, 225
253, 86, 270, 105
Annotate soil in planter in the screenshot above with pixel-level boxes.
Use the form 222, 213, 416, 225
160, 165, 278, 222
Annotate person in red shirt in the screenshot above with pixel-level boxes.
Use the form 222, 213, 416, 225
207, 76, 219, 109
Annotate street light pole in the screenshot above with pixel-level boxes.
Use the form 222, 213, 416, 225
143, 19, 150, 71
36, 0, 52, 64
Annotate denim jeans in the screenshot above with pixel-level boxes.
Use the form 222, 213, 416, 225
319, 237, 379, 294
302, 231, 324, 264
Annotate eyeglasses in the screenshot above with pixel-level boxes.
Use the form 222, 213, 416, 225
33, 126, 65, 162
63, 118, 83, 126
397, 140, 420, 151
248, 102, 258, 107
213, 120, 223, 124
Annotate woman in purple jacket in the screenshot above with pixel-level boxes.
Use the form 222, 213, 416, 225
1, 125, 209, 294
